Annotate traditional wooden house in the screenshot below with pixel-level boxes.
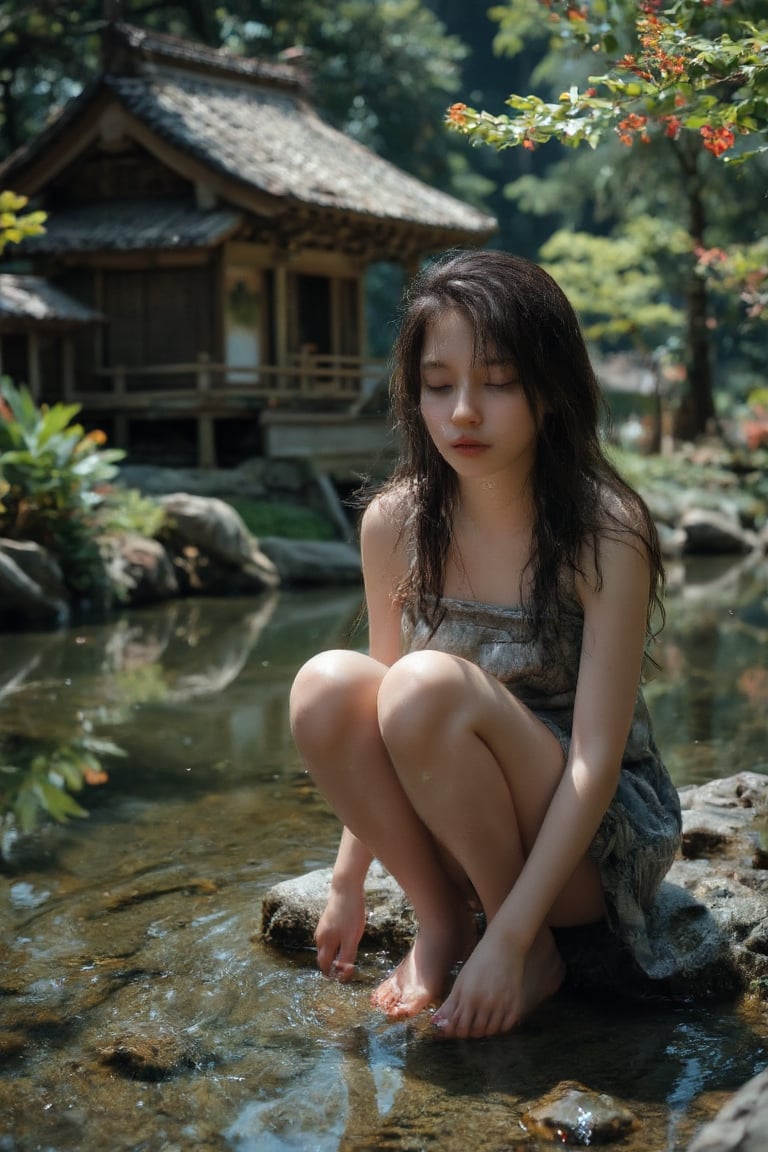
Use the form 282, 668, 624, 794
0, 22, 496, 470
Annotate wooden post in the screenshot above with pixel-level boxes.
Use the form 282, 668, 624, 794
113, 365, 128, 449
274, 263, 288, 398
197, 351, 216, 468
62, 336, 75, 402
27, 333, 41, 401
331, 276, 342, 391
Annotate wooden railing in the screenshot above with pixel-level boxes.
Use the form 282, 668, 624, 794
75, 352, 388, 410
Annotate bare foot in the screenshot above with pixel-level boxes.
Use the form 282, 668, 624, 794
371, 910, 477, 1020
430, 926, 565, 1039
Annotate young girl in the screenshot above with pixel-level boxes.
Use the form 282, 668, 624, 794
289, 249, 682, 1040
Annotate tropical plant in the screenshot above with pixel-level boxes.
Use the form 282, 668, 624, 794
0, 731, 124, 840
0, 379, 124, 596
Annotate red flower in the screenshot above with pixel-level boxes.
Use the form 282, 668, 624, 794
700, 124, 736, 157
663, 115, 682, 139
447, 102, 468, 126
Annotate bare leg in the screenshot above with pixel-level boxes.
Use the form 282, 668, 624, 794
376, 650, 605, 1030
290, 650, 477, 1016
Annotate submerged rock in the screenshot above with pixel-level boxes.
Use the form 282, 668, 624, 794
521, 1080, 640, 1145
98, 1030, 204, 1081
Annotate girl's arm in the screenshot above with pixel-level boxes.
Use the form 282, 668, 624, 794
315, 492, 407, 978
497, 527, 650, 947
436, 525, 651, 1031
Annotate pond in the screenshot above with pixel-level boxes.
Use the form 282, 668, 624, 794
1, 553, 767, 1152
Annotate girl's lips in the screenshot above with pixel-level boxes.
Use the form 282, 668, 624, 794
451, 439, 489, 453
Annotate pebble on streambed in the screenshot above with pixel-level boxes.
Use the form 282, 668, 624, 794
522, 1081, 641, 1146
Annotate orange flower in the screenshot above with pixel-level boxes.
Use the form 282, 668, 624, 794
523, 138, 535, 151
83, 766, 109, 786
617, 112, 651, 145
663, 115, 682, 139
85, 428, 108, 445
700, 124, 736, 157
447, 102, 468, 126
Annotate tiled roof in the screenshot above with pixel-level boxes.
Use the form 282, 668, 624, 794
106, 71, 495, 234
0, 275, 103, 327
106, 22, 306, 91
23, 200, 243, 253
0, 23, 496, 243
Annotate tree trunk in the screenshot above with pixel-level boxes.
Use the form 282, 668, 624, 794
673, 141, 717, 441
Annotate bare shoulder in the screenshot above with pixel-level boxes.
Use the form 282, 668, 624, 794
360, 484, 411, 579
576, 484, 652, 603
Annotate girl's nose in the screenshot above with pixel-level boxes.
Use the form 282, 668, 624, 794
452, 386, 480, 424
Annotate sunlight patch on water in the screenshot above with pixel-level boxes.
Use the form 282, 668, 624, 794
225, 1051, 348, 1151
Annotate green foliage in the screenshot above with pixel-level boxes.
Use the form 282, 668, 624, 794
93, 485, 166, 539
609, 444, 768, 522
539, 217, 686, 347
0, 732, 124, 836
0, 379, 124, 595
0, 189, 46, 252
227, 497, 336, 540
456, 1, 768, 160
445, 0, 768, 440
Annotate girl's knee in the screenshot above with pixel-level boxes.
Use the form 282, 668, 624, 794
290, 650, 380, 749
378, 650, 468, 752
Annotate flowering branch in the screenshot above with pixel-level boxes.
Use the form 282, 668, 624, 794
447, 2, 768, 162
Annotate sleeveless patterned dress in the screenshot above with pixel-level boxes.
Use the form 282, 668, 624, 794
401, 594, 683, 980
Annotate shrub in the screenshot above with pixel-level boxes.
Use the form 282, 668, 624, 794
0, 380, 124, 596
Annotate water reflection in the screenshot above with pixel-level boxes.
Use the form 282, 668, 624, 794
648, 553, 768, 785
0, 562, 766, 1152
2, 555, 765, 831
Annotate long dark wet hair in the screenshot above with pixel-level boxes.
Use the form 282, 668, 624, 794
380, 248, 665, 641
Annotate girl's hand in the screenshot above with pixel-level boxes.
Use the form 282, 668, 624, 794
314, 882, 367, 981
431, 930, 527, 1038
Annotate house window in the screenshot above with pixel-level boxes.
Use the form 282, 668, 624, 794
294, 274, 331, 355
337, 277, 360, 356
225, 266, 263, 378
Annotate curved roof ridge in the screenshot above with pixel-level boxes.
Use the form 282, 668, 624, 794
105, 21, 309, 94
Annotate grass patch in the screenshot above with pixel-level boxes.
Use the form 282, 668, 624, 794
228, 498, 337, 540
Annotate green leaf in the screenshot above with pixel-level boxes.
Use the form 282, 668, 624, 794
34, 779, 88, 823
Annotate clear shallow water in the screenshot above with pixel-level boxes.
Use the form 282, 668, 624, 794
0, 558, 766, 1152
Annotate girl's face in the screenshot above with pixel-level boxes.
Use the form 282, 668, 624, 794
418, 308, 538, 485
